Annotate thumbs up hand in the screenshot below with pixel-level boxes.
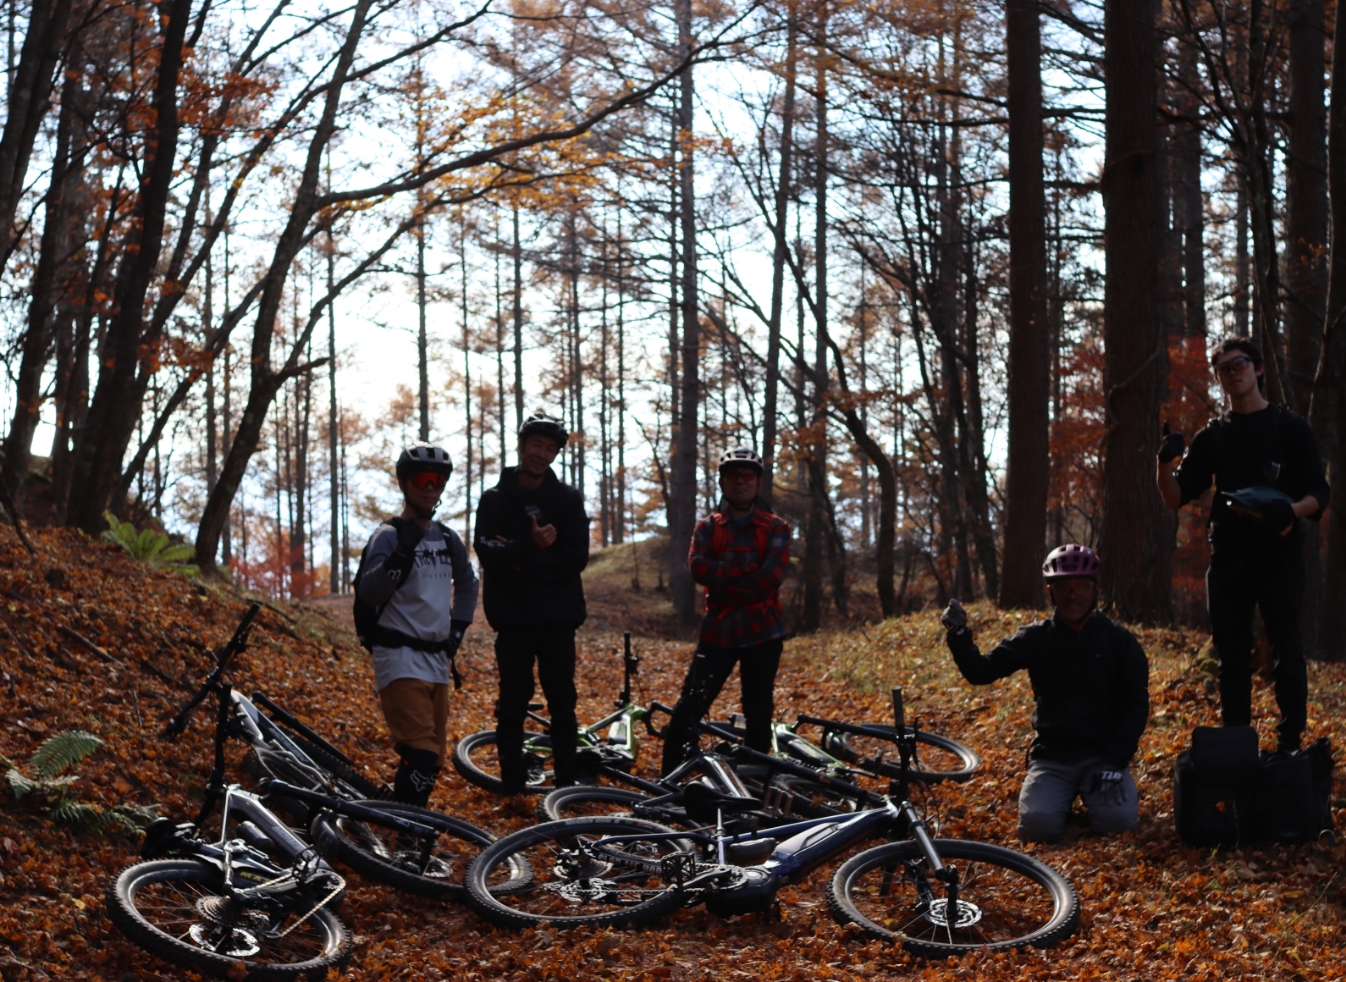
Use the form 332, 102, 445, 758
530, 513, 558, 549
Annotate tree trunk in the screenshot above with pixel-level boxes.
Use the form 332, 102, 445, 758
512, 201, 524, 433
1285, 0, 1328, 652
327, 222, 340, 593
1308, 0, 1346, 660
1100, 0, 1169, 621
999, 0, 1049, 608
668, 0, 701, 635
0, 0, 73, 268
195, 0, 374, 573
1176, 44, 1205, 339
1245, 0, 1291, 407
761, 1, 796, 507
1286, 0, 1327, 411
67, 0, 195, 532
0, 69, 80, 503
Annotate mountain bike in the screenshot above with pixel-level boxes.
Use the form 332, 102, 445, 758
466, 689, 1079, 957
107, 781, 355, 980
537, 746, 789, 827
152, 603, 517, 899
453, 634, 660, 794
706, 711, 980, 786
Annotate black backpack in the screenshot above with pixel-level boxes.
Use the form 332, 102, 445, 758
351, 519, 463, 688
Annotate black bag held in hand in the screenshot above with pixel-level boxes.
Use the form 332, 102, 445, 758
1174, 726, 1333, 848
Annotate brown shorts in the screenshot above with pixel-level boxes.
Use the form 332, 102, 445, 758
378, 678, 450, 766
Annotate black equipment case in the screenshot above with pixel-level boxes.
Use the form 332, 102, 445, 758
1174, 726, 1334, 848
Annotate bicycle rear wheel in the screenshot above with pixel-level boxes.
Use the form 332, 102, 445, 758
107, 859, 349, 980
823, 725, 980, 783
466, 817, 693, 929
537, 786, 660, 822
826, 839, 1078, 955
452, 729, 554, 794
311, 801, 527, 899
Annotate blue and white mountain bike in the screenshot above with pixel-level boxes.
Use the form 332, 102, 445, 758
465, 689, 1079, 956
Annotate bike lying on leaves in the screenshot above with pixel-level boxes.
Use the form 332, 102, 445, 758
105, 604, 523, 980
453, 633, 662, 794
467, 689, 1079, 957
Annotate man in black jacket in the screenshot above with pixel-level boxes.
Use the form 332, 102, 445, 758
941, 544, 1149, 843
1156, 337, 1329, 752
474, 411, 589, 792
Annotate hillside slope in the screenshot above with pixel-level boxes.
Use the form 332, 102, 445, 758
1, 524, 1344, 981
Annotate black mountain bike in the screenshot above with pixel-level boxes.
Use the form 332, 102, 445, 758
466, 689, 1079, 957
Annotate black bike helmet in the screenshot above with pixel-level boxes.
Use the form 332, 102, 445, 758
396, 442, 453, 480
518, 411, 569, 449
718, 446, 764, 476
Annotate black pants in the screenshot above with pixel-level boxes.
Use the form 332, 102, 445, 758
494, 627, 579, 786
661, 639, 784, 775
1207, 543, 1307, 748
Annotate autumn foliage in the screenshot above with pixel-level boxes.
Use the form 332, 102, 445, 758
2, 523, 1345, 981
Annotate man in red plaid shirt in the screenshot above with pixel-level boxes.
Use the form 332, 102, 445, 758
660, 447, 792, 774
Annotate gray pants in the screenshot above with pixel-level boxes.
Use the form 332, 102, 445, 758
1018, 756, 1138, 843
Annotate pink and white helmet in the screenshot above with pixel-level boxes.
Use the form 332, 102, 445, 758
1042, 544, 1102, 581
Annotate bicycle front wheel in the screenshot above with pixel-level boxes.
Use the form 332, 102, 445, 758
106, 859, 350, 980
466, 817, 693, 930
311, 801, 526, 900
452, 729, 554, 794
823, 725, 981, 783
827, 839, 1078, 956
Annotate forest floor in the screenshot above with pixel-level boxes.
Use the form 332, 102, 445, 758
1, 525, 1345, 981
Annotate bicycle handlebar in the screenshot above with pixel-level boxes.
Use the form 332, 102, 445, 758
643, 700, 676, 739
163, 603, 261, 740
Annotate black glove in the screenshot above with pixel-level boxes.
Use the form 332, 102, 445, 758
383, 518, 425, 582
940, 598, 968, 633
444, 619, 470, 658
1157, 423, 1185, 464
389, 517, 426, 556
1089, 769, 1127, 808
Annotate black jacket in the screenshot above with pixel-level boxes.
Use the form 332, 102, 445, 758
473, 466, 589, 631
1175, 404, 1330, 554
947, 612, 1149, 770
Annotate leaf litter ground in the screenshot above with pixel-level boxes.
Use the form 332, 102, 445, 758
1, 525, 1344, 981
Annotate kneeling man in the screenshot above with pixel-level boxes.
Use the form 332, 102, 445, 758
940, 545, 1148, 843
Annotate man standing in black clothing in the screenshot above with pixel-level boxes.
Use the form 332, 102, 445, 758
942, 545, 1149, 843
1157, 337, 1330, 752
474, 411, 589, 793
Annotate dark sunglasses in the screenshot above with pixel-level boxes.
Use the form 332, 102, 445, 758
1215, 355, 1254, 376
407, 471, 448, 490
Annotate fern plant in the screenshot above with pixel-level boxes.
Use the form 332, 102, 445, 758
101, 511, 196, 571
4, 730, 157, 833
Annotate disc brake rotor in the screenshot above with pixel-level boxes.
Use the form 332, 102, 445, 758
922, 897, 982, 929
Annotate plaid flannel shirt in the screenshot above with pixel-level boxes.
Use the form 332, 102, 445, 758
688, 506, 791, 648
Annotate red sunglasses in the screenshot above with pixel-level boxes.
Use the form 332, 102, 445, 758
407, 471, 448, 490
